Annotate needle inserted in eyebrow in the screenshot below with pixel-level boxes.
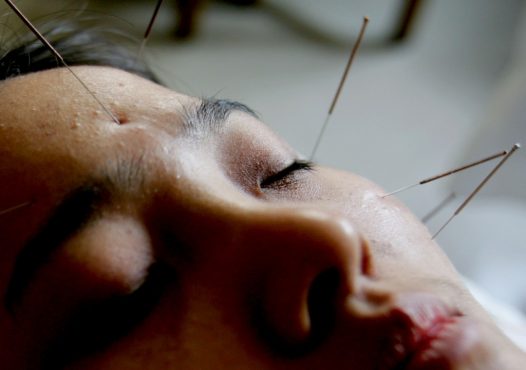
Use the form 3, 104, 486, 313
421, 192, 455, 224
382, 149, 508, 198
309, 16, 369, 161
432, 143, 521, 239
3, 0, 120, 125
0, 201, 31, 217
139, 0, 165, 57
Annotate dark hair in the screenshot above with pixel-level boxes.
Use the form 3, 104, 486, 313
0, 16, 159, 82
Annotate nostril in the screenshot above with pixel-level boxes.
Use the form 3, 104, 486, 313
248, 209, 370, 358
255, 268, 341, 358
306, 268, 340, 349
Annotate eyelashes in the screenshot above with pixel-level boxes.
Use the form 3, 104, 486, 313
260, 160, 314, 189
42, 263, 174, 368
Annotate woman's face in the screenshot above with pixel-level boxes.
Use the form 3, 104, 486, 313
0, 66, 509, 369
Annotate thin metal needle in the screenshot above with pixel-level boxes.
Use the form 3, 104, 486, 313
421, 192, 456, 224
3, 0, 120, 125
382, 149, 508, 198
0, 201, 31, 217
309, 16, 369, 161
139, 0, 165, 57
432, 143, 521, 239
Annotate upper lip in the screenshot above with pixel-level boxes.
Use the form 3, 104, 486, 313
378, 293, 462, 370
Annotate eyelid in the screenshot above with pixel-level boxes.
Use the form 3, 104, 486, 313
260, 160, 314, 188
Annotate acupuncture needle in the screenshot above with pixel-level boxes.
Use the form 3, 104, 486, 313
309, 16, 369, 161
432, 143, 521, 239
139, 0, 165, 57
3, 0, 120, 125
0, 201, 31, 217
382, 149, 508, 198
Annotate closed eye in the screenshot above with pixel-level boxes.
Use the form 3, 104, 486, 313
260, 160, 314, 189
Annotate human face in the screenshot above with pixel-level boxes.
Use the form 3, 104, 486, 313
0, 66, 521, 369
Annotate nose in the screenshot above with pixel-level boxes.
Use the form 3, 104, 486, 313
229, 206, 374, 355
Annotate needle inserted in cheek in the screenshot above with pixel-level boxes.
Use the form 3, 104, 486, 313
0, 201, 32, 217
382, 149, 508, 198
309, 16, 369, 161
432, 143, 521, 239
3, 0, 121, 125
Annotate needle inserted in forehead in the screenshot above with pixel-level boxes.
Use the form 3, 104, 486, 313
309, 16, 369, 161
432, 143, 521, 239
0, 201, 31, 217
3, 0, 120, 125
421, 192, 455, 224
139, 0, 165, 57
382, 149, 508, 198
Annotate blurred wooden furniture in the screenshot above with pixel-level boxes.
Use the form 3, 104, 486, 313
174, 0, 259, 38
173, 0, 424, 41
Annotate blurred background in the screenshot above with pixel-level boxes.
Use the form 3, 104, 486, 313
1, 0, 525, 317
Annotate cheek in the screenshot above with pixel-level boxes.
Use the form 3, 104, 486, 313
314, 169, 457, 276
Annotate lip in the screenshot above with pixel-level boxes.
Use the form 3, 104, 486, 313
404, 316, 463, 370
379, 293, 464, 370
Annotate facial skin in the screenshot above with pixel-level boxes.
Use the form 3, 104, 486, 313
0, 66, 524, 369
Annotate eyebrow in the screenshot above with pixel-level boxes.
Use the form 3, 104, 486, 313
183, 98, 258, 134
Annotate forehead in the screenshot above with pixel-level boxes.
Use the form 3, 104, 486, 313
0, 65, 191, 136
0, 65, 263, 153
0, 66, 185, 198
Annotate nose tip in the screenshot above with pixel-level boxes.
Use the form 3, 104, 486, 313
250, 208, 373, 354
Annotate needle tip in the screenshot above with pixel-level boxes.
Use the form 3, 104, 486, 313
363, 16, 370, 23
513, 142, 521, 149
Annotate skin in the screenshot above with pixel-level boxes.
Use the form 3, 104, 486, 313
0, 66, 524, 369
